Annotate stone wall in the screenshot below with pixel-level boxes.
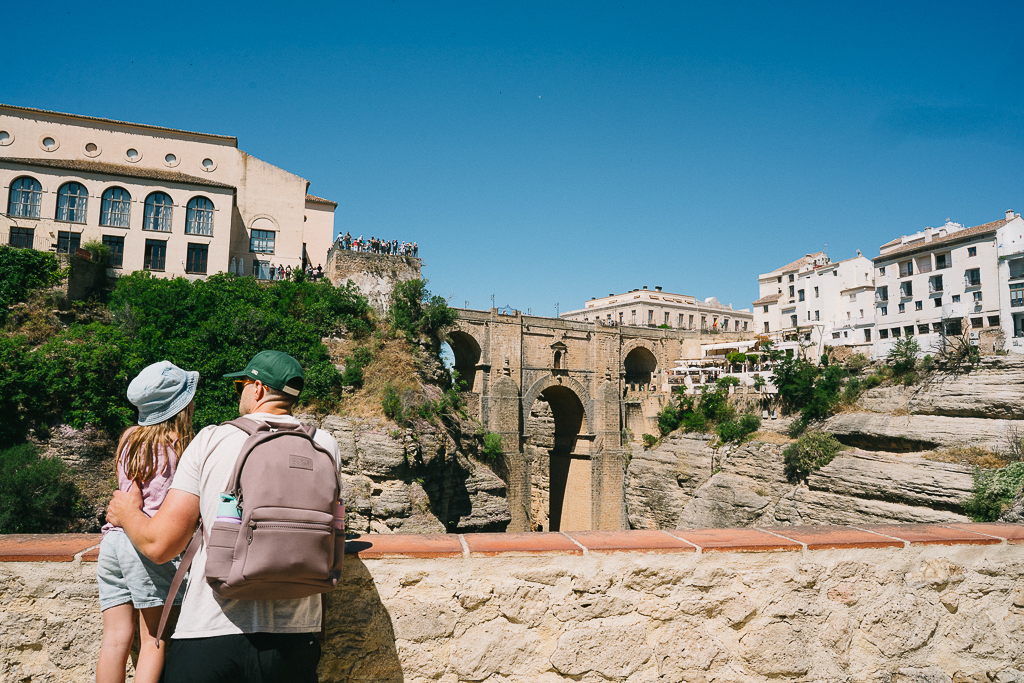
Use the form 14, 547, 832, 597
3, 524, 1024, 683
325, 247, 422, 315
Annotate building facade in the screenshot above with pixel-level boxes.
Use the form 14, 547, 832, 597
753, 251, 875, 357
559, 286, 753, 332
0, 104, 336, 279
872, 212, 1024, 356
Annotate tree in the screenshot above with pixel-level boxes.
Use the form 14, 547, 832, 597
886, 336, 920, 377
388, 279, 459, 345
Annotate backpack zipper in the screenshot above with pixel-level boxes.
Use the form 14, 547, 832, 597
247, 520, 330, 544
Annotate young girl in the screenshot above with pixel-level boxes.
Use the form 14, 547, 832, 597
96, 361, 198, 683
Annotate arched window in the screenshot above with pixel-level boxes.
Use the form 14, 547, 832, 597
56, 182, 89, 222
185, 196, 214, 235
100, 187, 131, 227
8, 177, 42, 218
143, 192, 173, 232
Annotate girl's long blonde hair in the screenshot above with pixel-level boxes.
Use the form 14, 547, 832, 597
117, 400, 195, 482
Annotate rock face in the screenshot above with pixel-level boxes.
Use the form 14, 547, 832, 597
626, 433, 973, 529
317, 415, 511, 534
824, 412, 1016, 452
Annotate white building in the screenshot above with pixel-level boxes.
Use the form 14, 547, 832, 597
873, 211, 1024, 356
0, 103, 336, 279
753, 251, 875, 358
560, 286, 753, 332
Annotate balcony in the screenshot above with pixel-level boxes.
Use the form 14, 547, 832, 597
875, 291, 889, 303
929, 283, 943, 294
964, 276, 982, 288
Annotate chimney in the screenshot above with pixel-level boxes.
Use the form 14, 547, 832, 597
655, 286, 662, 291
642, 285, 647, 289
924, 227, 933, 243
1008, 209, 1016, 221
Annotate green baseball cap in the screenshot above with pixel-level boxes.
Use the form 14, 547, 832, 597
223, 351, 304, 396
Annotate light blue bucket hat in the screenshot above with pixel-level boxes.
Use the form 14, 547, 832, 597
127, 361, 199, 426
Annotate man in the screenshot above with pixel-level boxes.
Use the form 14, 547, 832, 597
107, 351, 340, 683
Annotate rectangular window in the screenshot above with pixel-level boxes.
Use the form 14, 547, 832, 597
701, 316, 707, 329
900, 260, 913, 277
876, 286, 888, 302
864, 329, 872, 342
965, 269, 981, 287
798, 289, 805, 301
632, 310, 637, 325
934, 297, 942, 307
945, 319, 962, 336
790, 314, 798, 328
814, 286, 819, 298
764, 321, 770, 332
815, 310, 820, 321
878, 266, 886, 276
743, 321, 748, 331
989, 316, 1001, 326
849, 293, 857, 301
619, 312, 623, 324
763, 305, 769, 313
915, 301, 922, 311
832, 332, 840, 339
952, 295, 960, 303
931, 322, 943, 333
186, 243, 209, 274
900, 281, 912, 297
918, 324, 930, 335
898, 303, 905, 313
102, 235, 124, 267
973, 291, 983, 302
678, 314, 684, 327
879, 328, 889, 339
144, 239, 166, 271
254, 259, 275, 280
788, 274, 794, 282
880, 306, 887, 316
250, 229, 275, 254
647, 310, 653, 324
9, 227, 33, 249
891, 327, 901, 338
968, 246, 977, 257
1011, 283, 1024, 308
689, 315, 694, 328
789, 285, 795, 297
935, 253, 950, 269
56, 231, 81, 254
971, 317, 983, 329
905, 326, 915, 336
929, 275, 943, 293
664, 312, 669, 325
1010, 258, 1024, 279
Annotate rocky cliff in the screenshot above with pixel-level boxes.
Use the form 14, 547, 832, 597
626, 433, 974, 529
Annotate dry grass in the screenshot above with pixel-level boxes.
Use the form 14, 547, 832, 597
923, 446, 1007, 469
342, 334, 421, 420
752, 430, 794, 445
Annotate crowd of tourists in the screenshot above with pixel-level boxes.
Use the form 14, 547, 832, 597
334, 232, 418, 257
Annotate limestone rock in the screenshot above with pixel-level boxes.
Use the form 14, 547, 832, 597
893, 668, 953, 683
825, 412, 1015, 452
677, 473, 772, 528
625, 433, 714, 529
859, 593, 940, 657
450, 618, 543, 680
549, 615, 652, 679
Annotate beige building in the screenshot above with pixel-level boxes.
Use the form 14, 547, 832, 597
560, 286, 753, 332
872, 212, 1024, 356
0, 103, 336, 279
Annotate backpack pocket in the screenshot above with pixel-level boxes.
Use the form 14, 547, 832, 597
242, 507, 334, 581
206, 521, 241, 583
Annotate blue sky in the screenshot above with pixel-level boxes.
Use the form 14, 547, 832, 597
8, 1, 1023, 315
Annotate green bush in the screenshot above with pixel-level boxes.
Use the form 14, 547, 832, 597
341, 346, 374, 387
783, 431, 843, 481
657, 402, 682, 436
381, 383, 403, 422
482, 432, 504, 459
887, 336, 920, 377
864, 373, 883, 390
844, 353, 869, 375
0, 443, 85, 533
963, 462, 1024, 521
81, 239, 111, 264
682, 411, 709, 433
388, 279, 459, 343
641, 433, 658, 449
0, 245, 62, 318
716, 412, 761, 443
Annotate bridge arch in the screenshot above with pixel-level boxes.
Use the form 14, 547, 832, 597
446, 329, 482, 391
623, 345, 658, 386
522, 374, 593, 432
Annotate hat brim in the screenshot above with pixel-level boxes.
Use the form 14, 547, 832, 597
222, 370, 251, 379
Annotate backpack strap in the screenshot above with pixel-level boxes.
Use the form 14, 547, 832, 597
154, 522, 204, 647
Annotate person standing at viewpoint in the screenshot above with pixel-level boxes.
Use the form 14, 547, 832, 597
107, 351, 341, 683
96, 361, 197, 683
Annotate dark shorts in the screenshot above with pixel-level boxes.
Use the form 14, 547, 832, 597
161, 633, 320, 683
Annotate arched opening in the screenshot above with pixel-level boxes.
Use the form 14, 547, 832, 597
526, 385, 590, 532
553, 350, 562, 369
445, 330, 481, 391
624, 347, 658, 386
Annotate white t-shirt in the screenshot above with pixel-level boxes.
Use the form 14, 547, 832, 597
169, 413, 341, 639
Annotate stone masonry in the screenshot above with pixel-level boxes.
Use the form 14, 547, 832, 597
449, 308, 754, 532
325, 246, 423, 315
2, 524, 1024, 683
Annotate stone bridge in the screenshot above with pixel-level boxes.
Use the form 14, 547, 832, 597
447, 308, 754, 533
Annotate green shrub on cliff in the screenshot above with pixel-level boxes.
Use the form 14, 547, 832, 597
783, 431, 843, 481
964, 462, 1024, 522
0, 443, 85, 533
0, 245, 62, 319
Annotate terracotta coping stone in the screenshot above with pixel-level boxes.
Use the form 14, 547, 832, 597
943, 523, 1024, 544
760, 526, 904, 550
855, 524, 1001, 547
0, 534, 100, 562
665, 528, 802, 553
564, 530, 697, 554
462, 532, 583, 557
346, 533, 463, 559
4, 524, 1024, 562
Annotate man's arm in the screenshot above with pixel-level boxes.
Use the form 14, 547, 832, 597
107, 488, 200, 565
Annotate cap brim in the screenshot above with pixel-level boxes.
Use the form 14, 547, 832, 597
222, 370, 250, 379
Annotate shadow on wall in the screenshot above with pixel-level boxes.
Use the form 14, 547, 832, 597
320, 553, 403, 683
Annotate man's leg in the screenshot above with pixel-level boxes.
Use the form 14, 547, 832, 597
160, 635, 245, 683
247, 633, 321, 683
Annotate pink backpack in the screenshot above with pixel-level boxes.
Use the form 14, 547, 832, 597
157, 418, 344, 643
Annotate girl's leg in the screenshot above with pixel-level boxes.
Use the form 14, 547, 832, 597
96, 603, 135, 683
134, 605, 175, 683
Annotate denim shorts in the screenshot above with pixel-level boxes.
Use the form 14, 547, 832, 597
96, 530, 182, 611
